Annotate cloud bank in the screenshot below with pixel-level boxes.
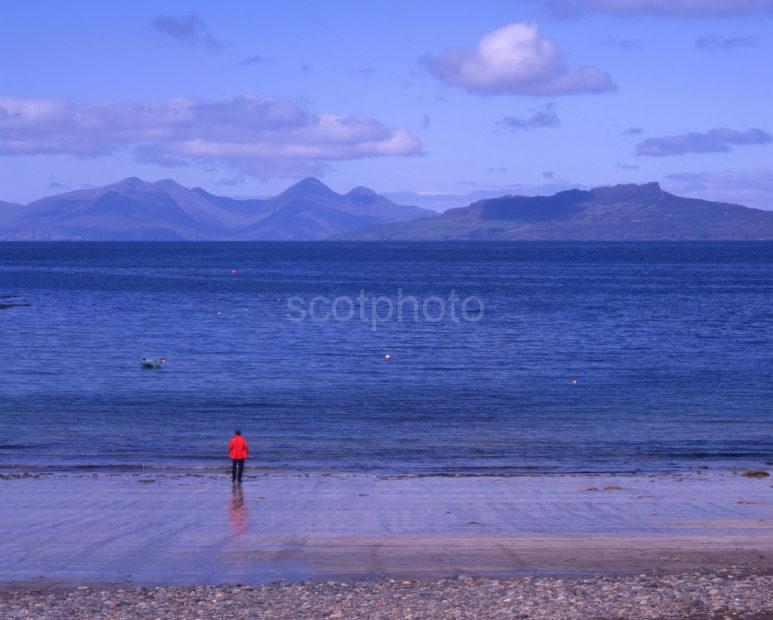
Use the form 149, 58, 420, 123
550, 0, 773, 15
636, 128, 771, 156
0, 95, 422, 176
422, 23, 614, 95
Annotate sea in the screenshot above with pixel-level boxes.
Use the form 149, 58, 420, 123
1, 242, 772, 474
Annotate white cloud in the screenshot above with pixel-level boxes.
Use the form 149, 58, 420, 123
0, 95, 422, 177
422, 22, 614, 96
423, 22, 615, 95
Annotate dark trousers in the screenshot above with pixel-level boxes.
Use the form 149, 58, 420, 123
231, 459, 245, 482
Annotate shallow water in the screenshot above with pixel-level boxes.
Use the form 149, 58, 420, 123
1, 242, 772, 473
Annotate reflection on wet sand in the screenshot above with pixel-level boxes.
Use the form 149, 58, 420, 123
225, 483, 252, 583
228, 484, 250, 536
229, 484, 248, 536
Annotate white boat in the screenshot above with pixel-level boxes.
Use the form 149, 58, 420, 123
140, 357, 166, 369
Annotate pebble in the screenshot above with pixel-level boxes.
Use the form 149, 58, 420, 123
1, 572, 773, 619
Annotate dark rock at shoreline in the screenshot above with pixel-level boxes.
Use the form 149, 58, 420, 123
741, 469, 770, 478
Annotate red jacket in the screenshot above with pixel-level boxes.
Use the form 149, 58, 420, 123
228, 435, 249, 460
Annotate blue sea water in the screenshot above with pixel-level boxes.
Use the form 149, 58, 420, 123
0, 242, 772, 474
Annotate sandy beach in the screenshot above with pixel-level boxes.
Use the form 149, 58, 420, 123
1, 468, 772, 617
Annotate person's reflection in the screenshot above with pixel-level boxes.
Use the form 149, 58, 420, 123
229, 483, 249, 536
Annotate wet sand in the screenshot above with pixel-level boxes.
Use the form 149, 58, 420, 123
0, 469, 771, 586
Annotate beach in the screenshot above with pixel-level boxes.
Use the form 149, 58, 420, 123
4, 573, 773, 619
1, 468, 772, 617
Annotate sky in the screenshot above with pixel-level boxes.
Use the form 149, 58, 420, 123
0, 0, 772, 209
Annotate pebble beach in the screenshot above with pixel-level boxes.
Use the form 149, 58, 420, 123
3, 571, 773, 619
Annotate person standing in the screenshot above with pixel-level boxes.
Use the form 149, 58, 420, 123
228, 429, 248, 483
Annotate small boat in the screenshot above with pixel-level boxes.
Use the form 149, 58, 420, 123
140, 357, 166, 369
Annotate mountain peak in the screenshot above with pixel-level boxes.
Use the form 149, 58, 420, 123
114, 176, 145, 187
153, 178, 187, 191
276, 177, 339, 200
92, 177, 150, 195
295, 177, 330, 190
590, 182, 663, 203
346, 186, 378, 200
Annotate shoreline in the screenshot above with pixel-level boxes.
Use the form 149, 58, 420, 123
1, 461, 770, 477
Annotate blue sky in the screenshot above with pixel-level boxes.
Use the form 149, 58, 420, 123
1, 0, 772, 208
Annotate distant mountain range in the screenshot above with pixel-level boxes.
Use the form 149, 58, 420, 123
339, 182, 773, 241
2, 179, 773, 241
0, 177, 432, 241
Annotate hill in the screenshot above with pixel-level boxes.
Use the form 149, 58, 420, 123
0, 177, 431, 241
337, 183, 773, 241
240, 178, 431, 240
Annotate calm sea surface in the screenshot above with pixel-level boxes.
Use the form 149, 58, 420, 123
1, 242, 772, 473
